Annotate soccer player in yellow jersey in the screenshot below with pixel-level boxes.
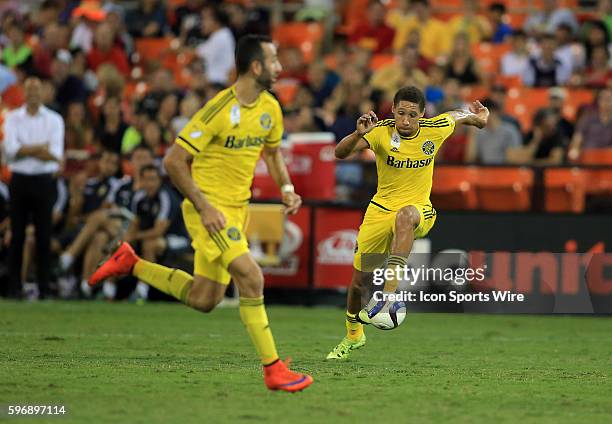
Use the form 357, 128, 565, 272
326, 86, 489, 359
89, 35, 313, 391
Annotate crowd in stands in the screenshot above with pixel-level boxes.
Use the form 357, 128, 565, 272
0, 0, 610, 300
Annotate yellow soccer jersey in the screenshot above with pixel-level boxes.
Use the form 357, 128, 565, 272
363, 113, 456, 211
176, 86, 283, 207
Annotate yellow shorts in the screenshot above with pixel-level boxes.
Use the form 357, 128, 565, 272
181, 200, 250, 285
353, 202, 437, 272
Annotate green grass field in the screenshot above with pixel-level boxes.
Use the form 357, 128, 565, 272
1, 300, 611, 424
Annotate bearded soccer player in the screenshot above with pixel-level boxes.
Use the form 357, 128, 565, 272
90, 35, 313, 392
326, 86, 489, 360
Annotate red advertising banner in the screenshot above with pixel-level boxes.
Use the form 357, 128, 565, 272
262, 206, 311, 289
313, 208, 364, 288
252, 133, 336, 201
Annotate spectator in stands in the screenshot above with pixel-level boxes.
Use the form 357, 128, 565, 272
125, 0, 167, 38
51, 49, 88, 105
173, 0, 205, 39
142, 120, 165, 157
555, 23, 586, 75
3, 77, 65, 299
195, 5, 235, 86
439, 78, 465, 112
548, 87, 574, 140
448, 0, 492, 44
444, 32, 482, 85
87, 21, 130, 76
278, 47, 308, 84
69, 3, 105, 54
96, 96, 127, 153
523, 33, 572, 87
507, 108, 567, 165
58, 150, 120, 295
582, 20, 611, 65
489, 83, 522, 132
124, 164, 173, 300
157, 93, 179, 142
568, 88, 612, 159
524, 0, 579, 36
488, 3, 513, 44
225, 2, 270, 41
33, 22, 68, 78
2, 23, 33, 70
596, 0, 612, 35
171, 93, 201, 135
465, 99, 522, 164
64, 101, 93, 151
501, 29, 530, 78
306, 60, 340, 108
348, 0, 395, 53
392, 0, 450, 60
371, 43, 428, 101
424, 64, 446, 116
122, 106, 148, 154
104, 3, 134, 59
581, 46, 612, 89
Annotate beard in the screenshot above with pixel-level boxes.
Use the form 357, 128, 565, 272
256, 70, 274, 91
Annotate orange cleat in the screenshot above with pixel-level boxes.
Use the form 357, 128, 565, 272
89, 242, 140, 287
263, 358, 313, 393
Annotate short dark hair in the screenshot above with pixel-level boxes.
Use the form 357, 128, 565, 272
205, 5, 229, 27
139, 163, 160, 178
235, 34, 273, 75
393, 86, 425, 111
131, 144, 154, 157
489, 2, 506, 13
480, 98, 499, 112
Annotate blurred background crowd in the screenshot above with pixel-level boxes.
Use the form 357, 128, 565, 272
0, 0, 610, 300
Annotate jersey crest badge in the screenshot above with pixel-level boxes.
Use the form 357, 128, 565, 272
422, 140, 435, 155
260, 113, 272, 130
230, 104, 241, 127
227, 227, 241, 241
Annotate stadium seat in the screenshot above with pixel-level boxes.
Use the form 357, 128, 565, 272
578, 149, 612, 166
471, 42, 511, 75
272, 22, 323, 63
134, 37, 175, 64
544, 168, 587, 213
504, 88, 549, 131
431, 166, 479, 210
583, 169, 612, 195
473, 167, 534, 211
461, 85, 490, 102
273, 79, 300, 107
562, 89, 595, 121
369, 54, 396, 71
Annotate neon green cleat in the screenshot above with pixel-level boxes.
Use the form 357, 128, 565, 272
325, 334, 367, 360
357, 308, 372, 324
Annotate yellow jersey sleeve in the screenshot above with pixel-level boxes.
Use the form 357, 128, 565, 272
265, 97, 284, 148
363, 119, 393, 151
426, 113, 456, 141
175, 106, 221, 155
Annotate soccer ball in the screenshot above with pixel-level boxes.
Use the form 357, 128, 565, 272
365, 299, 407, 330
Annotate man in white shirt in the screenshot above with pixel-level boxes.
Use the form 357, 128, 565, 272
3, 77, 65, 299
195, 5, 236, 86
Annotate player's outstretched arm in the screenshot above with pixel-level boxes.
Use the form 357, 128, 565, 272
335, 111, 378, 159
262, 145, 302, 215
447, 100, 489, 129
163, 144, 226, 233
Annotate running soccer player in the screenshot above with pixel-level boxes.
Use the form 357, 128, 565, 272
89, 35, 313, 392
326, 86, 489, 360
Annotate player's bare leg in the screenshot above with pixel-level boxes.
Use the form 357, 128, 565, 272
358, 205, 419, 323
228, 252, 313, 392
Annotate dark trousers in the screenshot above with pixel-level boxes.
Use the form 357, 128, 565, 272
8, 173, 56, 297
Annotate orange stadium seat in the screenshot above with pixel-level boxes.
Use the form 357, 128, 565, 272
431, 166, 479, 210
134, 37, 174, 63
471, 42, 511, 75
461, 85, 490, 102
578, 149, 612, 166
562, 89, 595, 122
273, 79, 299, 107
504, 88, 549, 131
584, 169, 612, 195
272, 22, 323, 63
544, 168, 587, 213
473, 167, 534, 211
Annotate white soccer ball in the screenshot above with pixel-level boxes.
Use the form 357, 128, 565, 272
366, 299, 407, 330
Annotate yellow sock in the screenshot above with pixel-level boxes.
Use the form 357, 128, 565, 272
345, 311, 363, 341
239, 297, 279, 365
383, 255, 408, 293
133, 260, 193, 304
